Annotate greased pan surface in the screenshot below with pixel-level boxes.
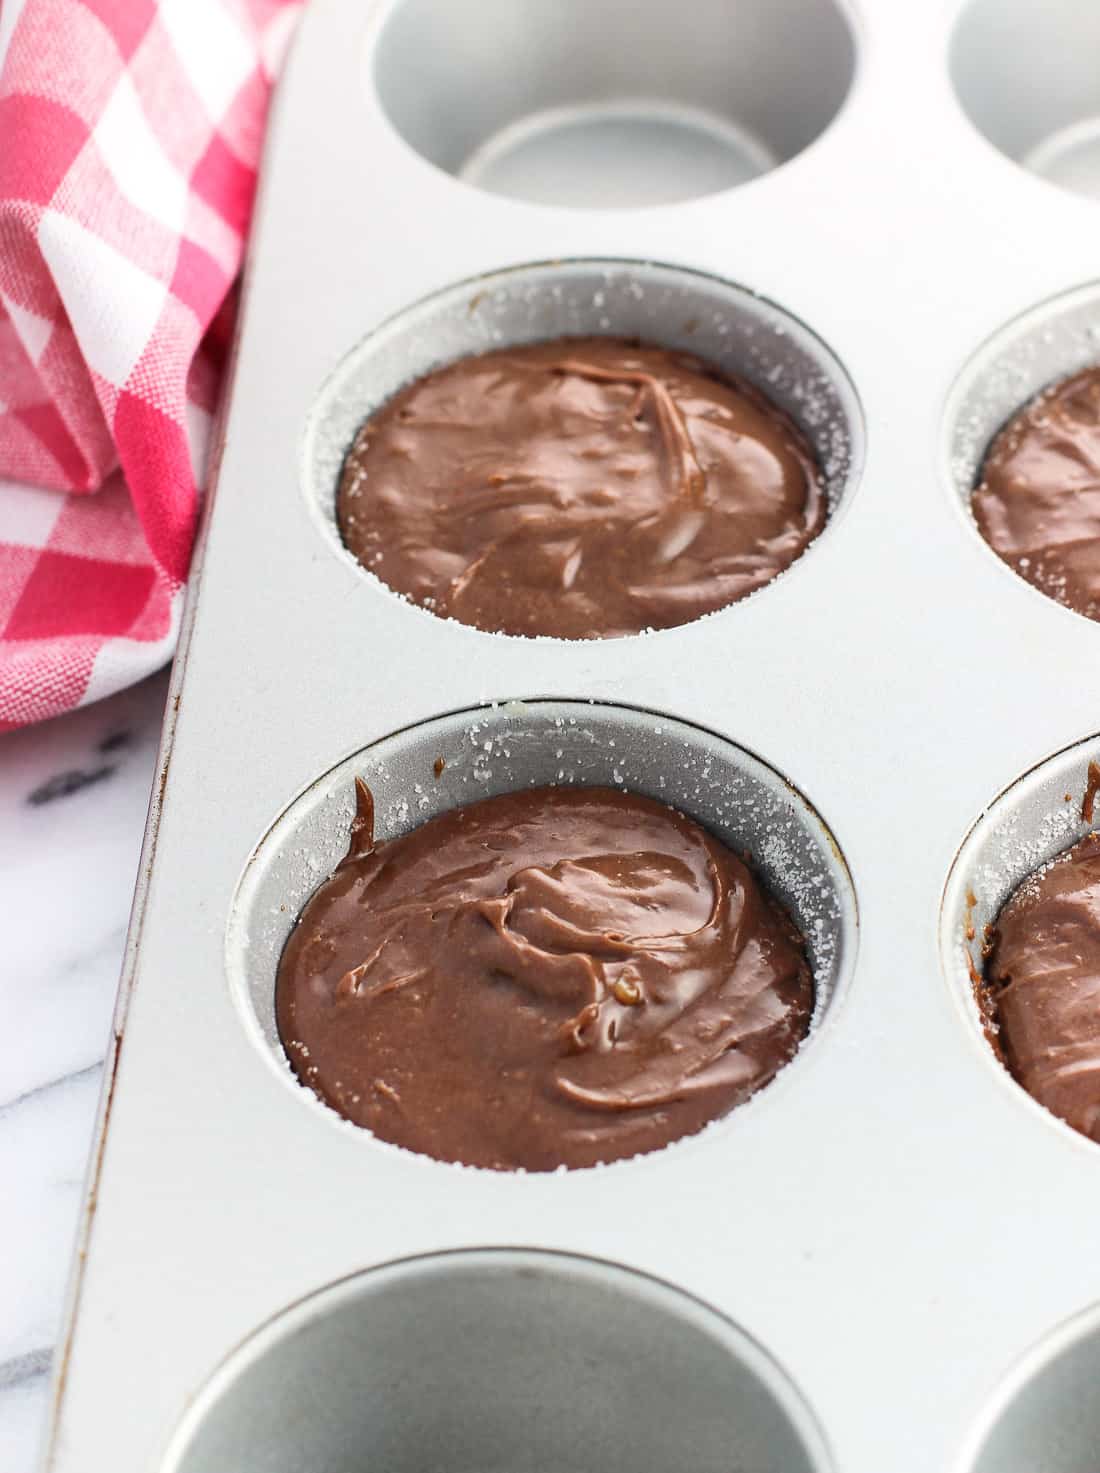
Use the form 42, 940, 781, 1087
41, 2, 1100, 1471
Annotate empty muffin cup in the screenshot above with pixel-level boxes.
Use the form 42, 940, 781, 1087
961, 1299, 1100, 1473
940, 732, 1100, 1143
370, 0, 856, 206
951, 0, 1100, 201
161, 1250, 834, 1473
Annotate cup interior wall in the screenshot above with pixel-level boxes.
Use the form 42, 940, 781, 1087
951, 0, 1100, 197
227, 701, 858, 1127
370, 0, 856, 205
304, 259, 864, 616
965, 1304, 1100, 1473
940, 734, 1100, 1092
162, 1251, 833, 1473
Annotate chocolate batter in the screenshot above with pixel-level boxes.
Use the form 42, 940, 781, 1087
973, 366, 1100, 620
337, 338, 826, 638
982, 832, 1100, 1142
276, 782, 814, 1170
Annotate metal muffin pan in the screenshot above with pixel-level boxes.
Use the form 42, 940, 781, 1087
39, 2, 1100, 1471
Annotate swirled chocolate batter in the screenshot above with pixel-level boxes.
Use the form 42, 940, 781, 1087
337, 338, 826, 638
276, 782, 813, 1170
982, 832, 1100, 1142
973, 366, 1100, 620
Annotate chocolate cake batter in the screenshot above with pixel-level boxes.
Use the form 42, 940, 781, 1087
982, 832, 1100, 1142
276, 782, 814, 1169
973, 366, 1100, 620
337, 338, 826, 638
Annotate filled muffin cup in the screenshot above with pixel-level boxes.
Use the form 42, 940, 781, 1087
960, 1298, 1100, 1473
227, 700, 858, 1167
940, 731, 1100, 1144
944, 278, 1100, 622
303, 257, 864, 638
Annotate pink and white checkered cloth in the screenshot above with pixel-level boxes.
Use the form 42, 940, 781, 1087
0, 0, 300, 730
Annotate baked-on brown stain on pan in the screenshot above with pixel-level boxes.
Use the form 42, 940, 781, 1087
277, 782, 813, 1170
337, 337, 826, 639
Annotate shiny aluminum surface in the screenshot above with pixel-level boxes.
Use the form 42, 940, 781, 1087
41, 1, 1100, 1470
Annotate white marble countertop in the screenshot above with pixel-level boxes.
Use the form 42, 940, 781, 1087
2, 670, 170, 1473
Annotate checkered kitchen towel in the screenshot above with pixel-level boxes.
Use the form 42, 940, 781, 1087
0, 0, 300, 730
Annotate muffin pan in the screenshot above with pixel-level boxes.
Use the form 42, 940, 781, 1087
40, 1, 1100, 1470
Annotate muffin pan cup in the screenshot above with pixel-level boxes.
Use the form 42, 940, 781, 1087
227, 701, 857, 1104
162, 1250, 834, 1473
950, 0, 1100, 202
39, 2, 1100, 1471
